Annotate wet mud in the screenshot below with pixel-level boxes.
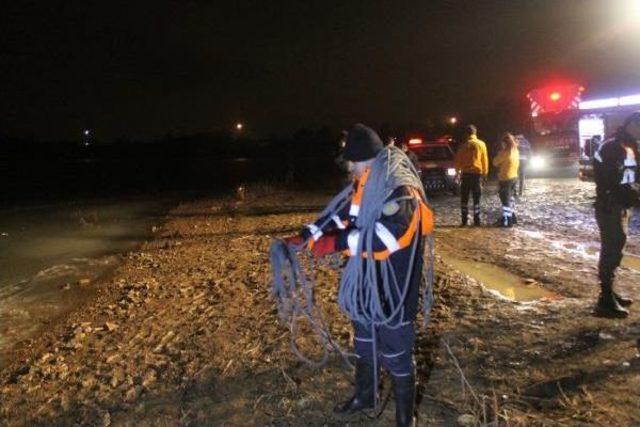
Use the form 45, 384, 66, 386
1, 179, 639, 426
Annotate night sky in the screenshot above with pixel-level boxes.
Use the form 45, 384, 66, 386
1, 0, 639, 140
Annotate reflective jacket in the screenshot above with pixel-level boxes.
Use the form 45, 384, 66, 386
493, 147, 520, 181
454, 136, 489, 175
594, 131, 640, 208
301, 169, 434, 320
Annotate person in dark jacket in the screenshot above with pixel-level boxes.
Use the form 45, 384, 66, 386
400, 140, 421, 175
515, 135, 532, 197
593, 112, 640, 318
283, 124, 433, 426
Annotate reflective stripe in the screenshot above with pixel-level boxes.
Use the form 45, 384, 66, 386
354, 336, 373, 342
349, 168, 370, 218
375, 222, 401, 254
622, 147, 637, 184
347, 230, 360, 255
332, 214, 346, 229
382, 350, 405, 358
306, 223, 323, 241
391, 372, 412, 377
594, 150, 603, 163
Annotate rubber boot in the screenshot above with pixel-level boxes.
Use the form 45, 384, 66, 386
473, 214, 481, 226
596, 286, 629, 318
510, 213, 518, 226
614, 291, 633, 307
461, 208, 468, 227
334, 360, 376, 414
392, 373, 416, 427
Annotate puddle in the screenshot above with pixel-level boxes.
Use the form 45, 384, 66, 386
622, 254, 640, 270
443, 255, 557, 302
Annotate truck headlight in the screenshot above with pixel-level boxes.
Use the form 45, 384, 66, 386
530, 156, 546, 170
447, 168, 456, 176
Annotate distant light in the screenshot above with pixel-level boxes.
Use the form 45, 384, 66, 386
83, 129, 90, 136
236, 123, 243, 131
448, 116, 458, 125
530, 155, 547, 170
619, 93, 640, 106
579, 98, 619, 110
549, 92, 561, 101
447, 168, 456, 176
408, 138, 422, 145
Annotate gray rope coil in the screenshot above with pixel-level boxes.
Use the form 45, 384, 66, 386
270, 146, 435, 375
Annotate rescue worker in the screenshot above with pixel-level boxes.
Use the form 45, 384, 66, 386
400, 140, 421, 175
283, 123, 433, 427
492, 133, 520, 227
516, 135, 531, 197
454, 124, 489, 226
593, 112, 640, 318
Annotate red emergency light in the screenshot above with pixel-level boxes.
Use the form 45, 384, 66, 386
527, 84, 584, 116
408, 138, 423, 145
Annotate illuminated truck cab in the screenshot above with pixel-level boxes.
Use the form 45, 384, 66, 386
527, 84, 640, 179
526, 84, 584, 173
577, 92, 640, 180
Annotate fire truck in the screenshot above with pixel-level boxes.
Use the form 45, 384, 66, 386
576, 91, 640, 180
526, 84, 640, 177
526, 84, 585, 172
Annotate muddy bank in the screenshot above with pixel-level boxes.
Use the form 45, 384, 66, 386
1, 182, 639, 426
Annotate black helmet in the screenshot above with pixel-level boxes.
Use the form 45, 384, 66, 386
343, 124, 384, 162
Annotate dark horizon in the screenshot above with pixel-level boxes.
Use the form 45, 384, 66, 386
2, 0, 639, 141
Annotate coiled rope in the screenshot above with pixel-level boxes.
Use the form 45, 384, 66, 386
270, 147, 435, 408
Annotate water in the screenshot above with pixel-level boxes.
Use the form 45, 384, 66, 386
0, 197, 174, 366
442, 254, 557, 302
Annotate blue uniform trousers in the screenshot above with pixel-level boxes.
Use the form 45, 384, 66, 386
352, 321, 415, 377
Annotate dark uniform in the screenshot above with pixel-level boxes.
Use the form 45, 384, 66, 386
516, 136, 532, 196
302, 183, 425, 374
295, 124, 432, 427
593, 123, 640, 317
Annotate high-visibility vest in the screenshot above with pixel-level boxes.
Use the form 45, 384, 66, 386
345, 170, 434, 260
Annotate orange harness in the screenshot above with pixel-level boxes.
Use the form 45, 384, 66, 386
345, 170, 434, 260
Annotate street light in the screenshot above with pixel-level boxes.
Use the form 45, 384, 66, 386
236, 123, 243, 131
448, 116, 458, 125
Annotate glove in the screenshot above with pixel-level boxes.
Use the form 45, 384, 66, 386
309, 234, 337, 259
283, 235, 305, 250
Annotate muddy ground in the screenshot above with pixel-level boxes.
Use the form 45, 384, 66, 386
1, 179, 640, 426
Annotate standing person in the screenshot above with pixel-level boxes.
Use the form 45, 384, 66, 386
493, 133, 520, 227
400, 140, 421, 175
454, 124, 489, 226
283, 124, 434, 426
593, 112, 640, 318
516, 135, 531, 197
589, 135, 602, 158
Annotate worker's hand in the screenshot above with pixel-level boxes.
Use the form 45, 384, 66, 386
283, 235, 305, 250
481, 176, 488, 186
309, 234, 337, 259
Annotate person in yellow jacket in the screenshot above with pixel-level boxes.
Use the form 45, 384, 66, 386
454, 125, 489, 226
493, 133, 520, 227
